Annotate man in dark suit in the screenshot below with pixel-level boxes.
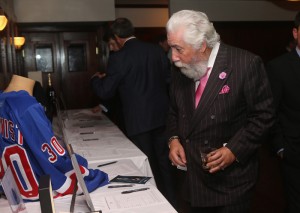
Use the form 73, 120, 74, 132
166, 10, 275, 213
91, 32, 126, 133
266, 11, 300, 213
90, 18, 176, 207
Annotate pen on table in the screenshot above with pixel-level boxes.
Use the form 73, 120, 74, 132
97, 161, 118, 167
80, 131, 95, 135
83, 138, 98, 141
121, 187, 150, 194
80, 125, 94, 128
108, 184, 133, 188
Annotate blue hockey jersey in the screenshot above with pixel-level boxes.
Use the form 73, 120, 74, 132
0, 90, 108, 201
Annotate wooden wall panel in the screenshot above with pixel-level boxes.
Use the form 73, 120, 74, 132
136, 21, 294, 63
18, 21, 293, 109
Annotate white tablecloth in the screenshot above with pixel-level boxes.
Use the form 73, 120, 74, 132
61, 109, 154, 181
0, 108, 177, 213
0, 159, 177, 213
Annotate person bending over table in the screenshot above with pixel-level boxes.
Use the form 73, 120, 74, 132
166, 10, 275, 213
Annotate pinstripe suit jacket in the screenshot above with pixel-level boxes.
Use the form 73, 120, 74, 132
167, 43, 275, 206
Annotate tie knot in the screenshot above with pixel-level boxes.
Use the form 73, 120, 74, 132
195, 67, 210, 108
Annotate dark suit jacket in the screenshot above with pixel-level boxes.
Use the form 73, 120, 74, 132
91, 38, 170, 137
266, 49, 300, 166
167, 43, 275, 206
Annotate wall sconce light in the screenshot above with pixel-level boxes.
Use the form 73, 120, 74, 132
14, 36, 26, 49
0, 15, 7, 31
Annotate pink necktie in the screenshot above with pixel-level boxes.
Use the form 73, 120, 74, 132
195, 68, 210, 108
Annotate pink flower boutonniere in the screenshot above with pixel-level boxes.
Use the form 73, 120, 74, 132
219, 72, 227, 80
219, 85, 230, 94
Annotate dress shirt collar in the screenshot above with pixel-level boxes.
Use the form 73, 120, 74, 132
206, 42, 220, 76
195, 42, 220, 86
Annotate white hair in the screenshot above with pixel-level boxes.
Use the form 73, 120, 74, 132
166, 10, 220, 50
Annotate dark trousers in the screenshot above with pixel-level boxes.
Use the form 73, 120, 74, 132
129, 126, 177, 209
282, 161, 300, 213
189, 200, 251, 213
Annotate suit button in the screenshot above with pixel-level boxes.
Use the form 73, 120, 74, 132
182, 114, 186, 118
204, 140, 208, 144
186, 139, 190, 143
210, 115, 215, 119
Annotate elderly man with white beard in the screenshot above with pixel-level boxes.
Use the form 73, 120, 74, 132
166, 10, 275, 213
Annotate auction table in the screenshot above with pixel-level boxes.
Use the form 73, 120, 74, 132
60, 109, 154, 181
0, 108, 177, 213
0, 159, 176, 213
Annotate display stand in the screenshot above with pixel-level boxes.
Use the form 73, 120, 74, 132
38, 175, 55, 213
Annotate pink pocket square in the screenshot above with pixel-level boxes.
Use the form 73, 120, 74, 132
219, 85, 230, 94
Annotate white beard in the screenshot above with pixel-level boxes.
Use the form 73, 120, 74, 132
175, 60, 208, 81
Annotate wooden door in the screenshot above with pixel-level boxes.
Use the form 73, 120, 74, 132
22, 31, 101, 110
23, 32, 62, 94
61, 32, 99, 109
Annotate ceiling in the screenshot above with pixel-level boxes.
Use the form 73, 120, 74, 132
115, 0, 168, 7
114, 0, 299, 3
115, 0, 298, 3
115, 0, 300, 10
115, 0, 168, 4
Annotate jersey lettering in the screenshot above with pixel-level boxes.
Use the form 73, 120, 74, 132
0, 118, 23, 145
2, 145, 39, 199
50, 136, 65, 156
41, 143, 57, 163
16, 124, 23, 145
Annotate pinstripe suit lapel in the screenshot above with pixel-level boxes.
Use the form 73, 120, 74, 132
189, 44, 231, 134
186, 79, 196, 114
175, 68, 195, 119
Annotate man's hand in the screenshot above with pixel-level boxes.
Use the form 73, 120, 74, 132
91, 105, 101, 113
92, 72, 106, 79
206, 146, 236, 173
169, 139, 187, 167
